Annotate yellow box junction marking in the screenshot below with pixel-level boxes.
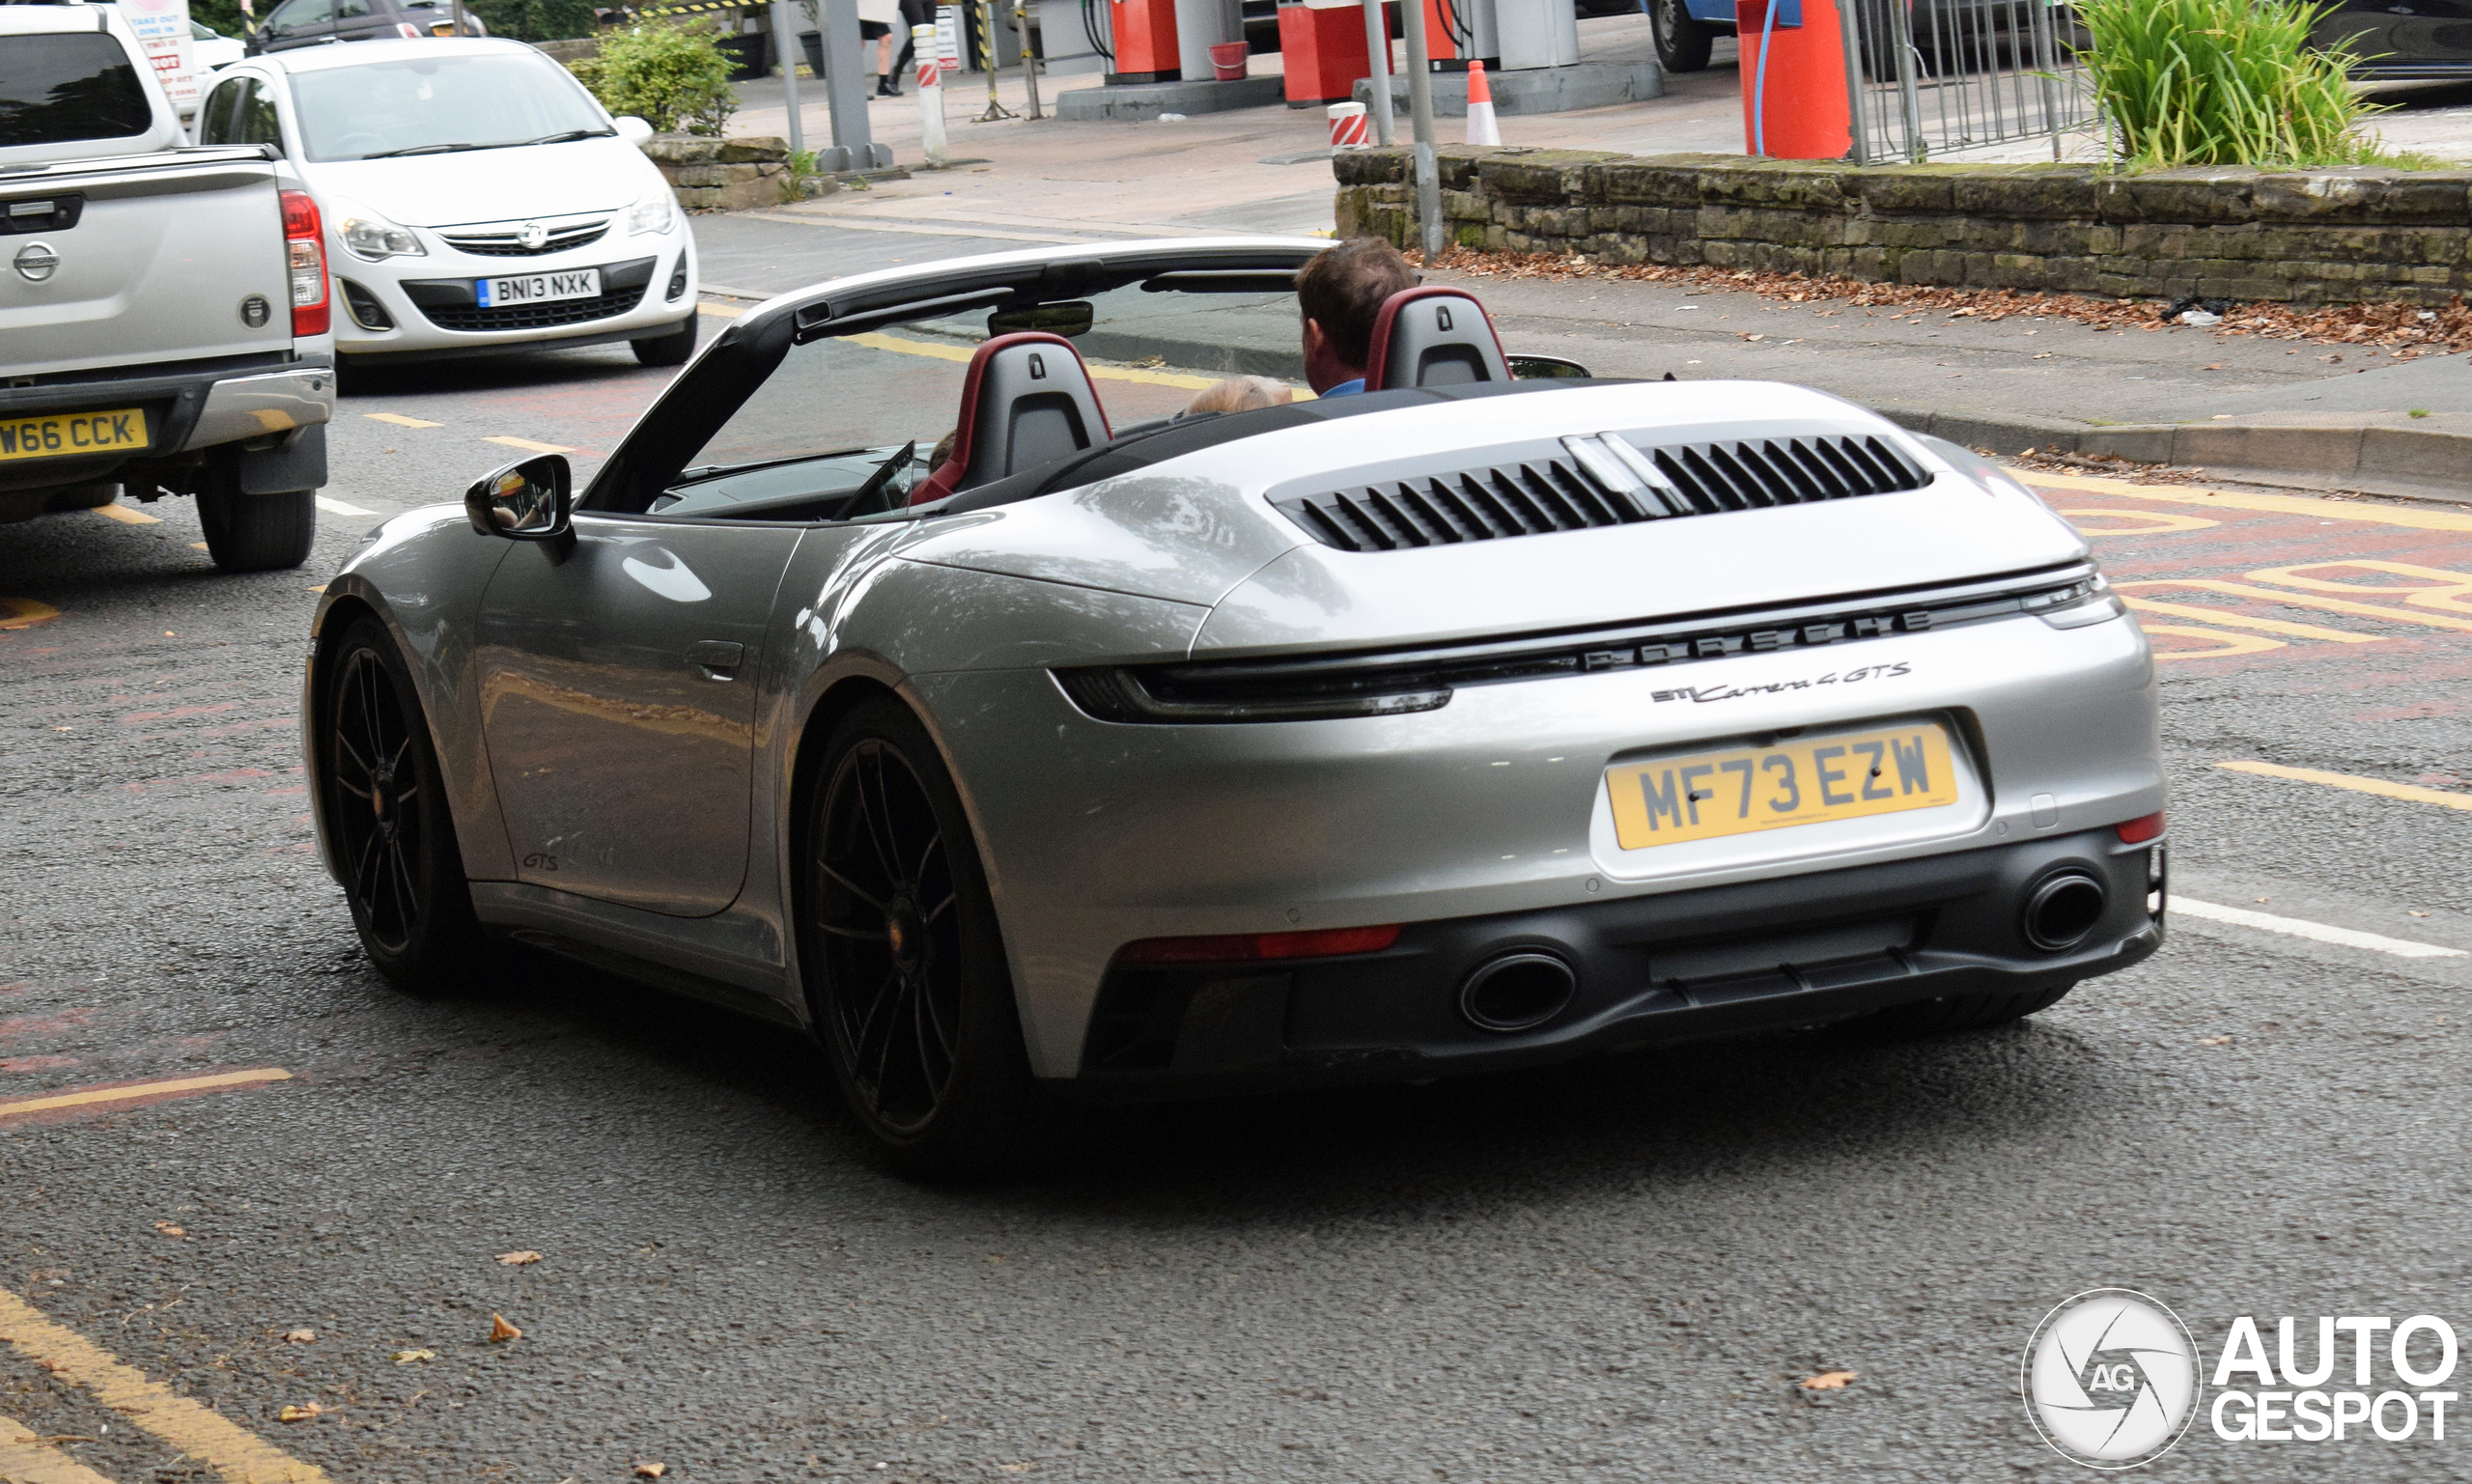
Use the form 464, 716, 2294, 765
2219, 760, 2472, 813
0, 1413, 118, 1484
362, 412, 441, 429
482, 435, 575, 455
2059, 508, 2222, 536
0, 1069, 292, 1123
0, 1288, 327, 1484
696, 302, 744, 319
2134, 625, 2286, 658
90, 504, 156, 526
0, 598, 60, 631
2024, 470, 2472, 533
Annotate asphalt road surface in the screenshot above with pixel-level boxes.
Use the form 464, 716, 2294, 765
7, 308, 2472, 1482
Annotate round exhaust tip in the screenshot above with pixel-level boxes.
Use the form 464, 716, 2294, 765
2023, 871, 2108, 952
1459, 952, 1576, 1033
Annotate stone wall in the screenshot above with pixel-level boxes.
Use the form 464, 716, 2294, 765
641, 134, 828, 212
1333, 147, 2472, 306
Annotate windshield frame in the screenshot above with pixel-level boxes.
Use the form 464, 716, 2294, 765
284, 48, 612, 164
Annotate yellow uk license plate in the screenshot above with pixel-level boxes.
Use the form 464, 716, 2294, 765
0, 407, 148, 462
1605, 721, 1964, 850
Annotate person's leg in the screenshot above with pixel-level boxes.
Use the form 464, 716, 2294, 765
885, 30, 912, 94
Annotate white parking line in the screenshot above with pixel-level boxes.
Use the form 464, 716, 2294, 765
315, 494, 379, 517
2174, 897, 2468, 960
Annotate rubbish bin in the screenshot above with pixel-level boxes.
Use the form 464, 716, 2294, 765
718, 30, 769, 80
801, 28, 827, 74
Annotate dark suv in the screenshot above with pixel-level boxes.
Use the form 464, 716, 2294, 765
246, 0, 483, 53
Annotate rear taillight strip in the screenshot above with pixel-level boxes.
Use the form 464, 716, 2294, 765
281, 189, 328, 338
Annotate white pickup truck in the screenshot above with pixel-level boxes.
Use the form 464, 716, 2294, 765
1, 0, 334, 571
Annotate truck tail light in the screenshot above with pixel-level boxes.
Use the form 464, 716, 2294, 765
281, 189, 329, 337
2114, 811, 2165, 844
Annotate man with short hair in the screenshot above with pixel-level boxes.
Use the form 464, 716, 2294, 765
1296, 237, 1419, 397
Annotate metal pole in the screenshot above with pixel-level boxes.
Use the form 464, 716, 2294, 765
1836, 0, 1867, 165
1015, 0, 1043, 117
1396, 0, 1441, 257
450, 0, 467, 37
1888, 0, 1924, 162
1362, 0, 1394, 146
824, 0, 875, 168
975, 0, 1021, 120
772, 0, 805, 154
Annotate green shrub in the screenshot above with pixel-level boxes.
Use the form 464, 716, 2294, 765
568, 19, 738, 136
2078, 0, 2400, 167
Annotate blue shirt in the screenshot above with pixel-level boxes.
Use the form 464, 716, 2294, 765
1321, 378, 1366, 398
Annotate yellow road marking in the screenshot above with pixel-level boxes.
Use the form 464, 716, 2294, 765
2248, 559, 2472, 615
697, 302, 743, 319
2122, 597, 2384, 643
2024, 470, 2472, 532
841, 331, 1227, 391
91, 504, 157, 526
0, 1414, 118, 1484
2059, 508, 2221, 535
363, 412, 441, 429
2115, 577, 2472, 633
0, 598, 60, 631
2218, 760, 2472, 812
0, 1069, 292, 1123
190, 543, 210, 552
2140, 624, 2285, 658
482, 436, 575, 455
0, 1289, 327, 1484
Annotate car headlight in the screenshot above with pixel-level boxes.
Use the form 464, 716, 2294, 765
339, 210, 425, 262
627, 188, 676, 236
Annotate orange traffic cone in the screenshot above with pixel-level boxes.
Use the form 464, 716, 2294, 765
1466, 59, 1501, 146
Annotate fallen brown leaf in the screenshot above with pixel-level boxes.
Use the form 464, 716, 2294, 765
284, 1328, 316, 1344
277, 1403, 322, 1423
495, 1250, 544, 1266
488, 1313, 522, 1343
152, 1221, 187, 1238
634, 1465, 667, 1479
1801, 1370, 1858, 1390
2199, 1035, 2233, 1047
390, 1349, 435, 1364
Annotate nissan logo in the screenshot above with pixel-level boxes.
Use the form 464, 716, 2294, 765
13, 241, 58, 282
517, 220, 549, 250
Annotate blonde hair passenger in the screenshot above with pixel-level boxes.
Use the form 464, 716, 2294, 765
1183, 376, 1295, 417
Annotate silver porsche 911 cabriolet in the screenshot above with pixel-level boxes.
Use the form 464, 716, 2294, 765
304, 238, 2166, 1172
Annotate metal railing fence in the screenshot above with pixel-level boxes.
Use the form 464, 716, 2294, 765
1838, 0, 2094, 164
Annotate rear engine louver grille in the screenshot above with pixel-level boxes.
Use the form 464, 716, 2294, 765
1273, 459, 1644, 553
1275, 434, 1932, 552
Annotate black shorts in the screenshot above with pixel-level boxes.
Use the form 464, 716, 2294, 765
859, 18, 891, 39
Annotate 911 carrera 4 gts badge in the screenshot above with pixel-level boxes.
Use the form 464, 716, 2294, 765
1655, 660, 1912, 705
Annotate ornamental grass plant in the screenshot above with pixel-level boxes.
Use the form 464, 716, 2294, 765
2076, 0, 2411, 167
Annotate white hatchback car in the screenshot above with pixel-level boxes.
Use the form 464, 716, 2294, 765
193, 38, 698, 368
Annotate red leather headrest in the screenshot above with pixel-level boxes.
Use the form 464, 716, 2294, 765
909, 330, 1106, 506
1362, 285, 1510, 391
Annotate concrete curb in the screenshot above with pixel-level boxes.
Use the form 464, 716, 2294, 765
1868, 403, 2472, 498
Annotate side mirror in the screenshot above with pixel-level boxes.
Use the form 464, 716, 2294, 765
1508, 353, 1592, 380
464, 455, 571, 541
612, 115, 654, 144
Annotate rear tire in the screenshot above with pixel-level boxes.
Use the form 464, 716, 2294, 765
197, 459, 316, 572
1649, 0, 1715, 71
1859, 981, 2075, 1038
798, 696, 1051, 1178
320, 616, 492, 996
631, 317, 699, 368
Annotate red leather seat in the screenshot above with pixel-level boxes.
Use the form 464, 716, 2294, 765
1363, 286, 1511, 390
909, 331, 1112, 506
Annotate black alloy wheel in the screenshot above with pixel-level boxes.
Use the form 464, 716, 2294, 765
1651, 0, 1714, 72
801, 697, 1044, 1174
814, 737, 965, 1133
322, 617, 487, 994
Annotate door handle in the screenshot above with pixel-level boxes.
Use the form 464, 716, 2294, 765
687, 639, 744, 679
